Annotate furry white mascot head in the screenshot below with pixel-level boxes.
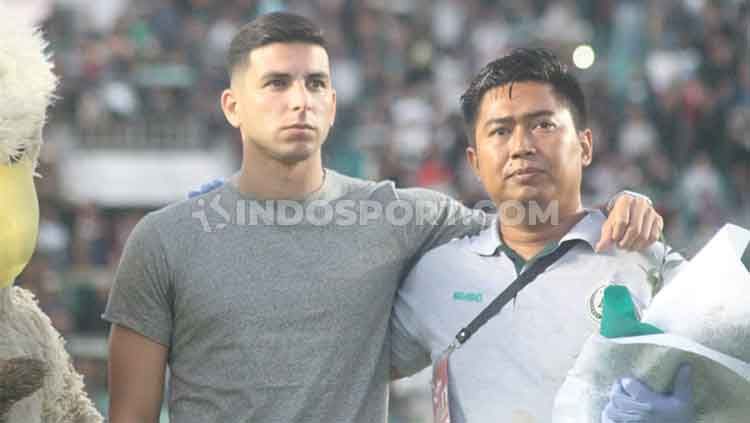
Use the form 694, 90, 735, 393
0, 6, 57, 287
0, 6, 103, 423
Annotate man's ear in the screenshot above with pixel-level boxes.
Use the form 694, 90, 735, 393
330, 89, 337, 128
466, 143, 481, 180
580, 128, 593, 167
220, 88, 241, 128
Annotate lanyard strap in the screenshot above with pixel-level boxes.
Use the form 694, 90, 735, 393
452, 240, 578, 348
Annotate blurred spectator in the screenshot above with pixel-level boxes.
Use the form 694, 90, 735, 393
37, 202, 71, 270
415, 142, 455, 196
680, 152, 728, 217
70, 204, 110, 268
618, 103, 659, 160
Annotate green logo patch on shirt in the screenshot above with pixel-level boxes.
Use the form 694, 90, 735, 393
453, 291, 483, 302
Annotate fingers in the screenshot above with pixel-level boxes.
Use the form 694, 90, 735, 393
672, 363, 693, 402
591, 193, 664, 253
609, 196, 633, 246
602, 381, 650, 422
596, 220, 614, 252
187, 179, 224, 198
612, 391, 652, 414
620, 377, 656, 402
599, 195, 632, 252
207, 179, 224, 191
632, 211, 659, 251
608, 194, 664, 251
202, 179, 223, 192
601, 402, 647, 423
606, 369, 693, 422
649, 215, 663, 247
618, 198, 648, 250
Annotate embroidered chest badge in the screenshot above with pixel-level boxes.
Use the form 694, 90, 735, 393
453, 291, 483, 302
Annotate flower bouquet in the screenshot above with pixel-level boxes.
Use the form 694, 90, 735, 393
553, 224, 750, 422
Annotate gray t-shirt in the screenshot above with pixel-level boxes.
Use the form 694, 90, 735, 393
103, 169, 487, 423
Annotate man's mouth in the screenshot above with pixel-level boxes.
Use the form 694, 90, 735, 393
284, 123, 315, 131
506, 167, 545, 179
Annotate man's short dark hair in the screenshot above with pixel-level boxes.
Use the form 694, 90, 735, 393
460, 48, 587, 145
227, 12, 328, 77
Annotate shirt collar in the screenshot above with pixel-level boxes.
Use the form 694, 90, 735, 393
468, 217, 504, 256
468, 209, 605, 256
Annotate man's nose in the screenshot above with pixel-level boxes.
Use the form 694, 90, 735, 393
509, 127, 536, 159
289, 80, 312, 111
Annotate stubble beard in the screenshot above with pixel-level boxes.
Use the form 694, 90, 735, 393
250, 136, 321, 166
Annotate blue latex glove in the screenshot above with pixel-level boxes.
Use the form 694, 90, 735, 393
188, 179, 224, 198
601, 363, 694, 423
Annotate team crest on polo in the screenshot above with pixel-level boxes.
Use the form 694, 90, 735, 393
587, 285, 606, 322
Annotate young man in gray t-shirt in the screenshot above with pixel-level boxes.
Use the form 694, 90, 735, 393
106, 169, 491, 422
104, 13, 662, 423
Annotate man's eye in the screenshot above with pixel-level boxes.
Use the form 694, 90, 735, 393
308, 79, 326, 89
490, 128, 509, 136
534, 121, 556, 130
266, 79, 287, 88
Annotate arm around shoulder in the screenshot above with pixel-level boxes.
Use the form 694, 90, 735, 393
394, 187, 488, 259
108, 324, 168, 423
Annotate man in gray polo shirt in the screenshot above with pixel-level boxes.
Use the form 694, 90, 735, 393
390, 49, 693, 423
104, 14, 664, 423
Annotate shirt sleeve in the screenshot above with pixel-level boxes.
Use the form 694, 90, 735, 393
391, 265, 433, 377
394, 187, 490, 271
102, 213, 174, 347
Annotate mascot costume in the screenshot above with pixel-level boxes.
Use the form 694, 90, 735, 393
0, 7, 103, 423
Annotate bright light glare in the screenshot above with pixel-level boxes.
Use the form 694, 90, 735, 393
573, 45, 595, 69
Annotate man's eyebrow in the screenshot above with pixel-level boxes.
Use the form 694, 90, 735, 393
260, 72, 292, 80
259, 71, 330, 82
482, 110, 556, 129
306, 72, 330, 80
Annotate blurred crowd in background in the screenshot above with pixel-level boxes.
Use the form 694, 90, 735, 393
14, 0, 750, 420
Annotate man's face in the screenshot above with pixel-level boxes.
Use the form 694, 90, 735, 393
222, 42, 336, 164
466, 81, 592, 215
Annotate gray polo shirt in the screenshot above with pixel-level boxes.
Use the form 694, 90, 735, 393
103, 169, 488, 423
391, 210, 684, 423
